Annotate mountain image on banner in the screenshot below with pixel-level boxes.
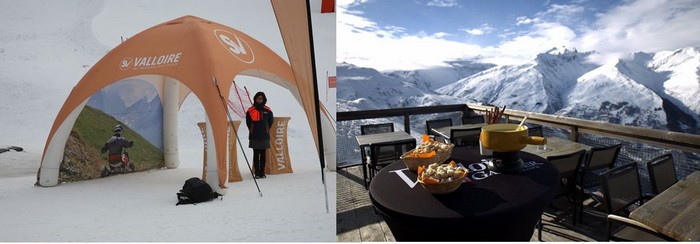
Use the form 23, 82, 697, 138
338, 46, 700, 135
87, 79, 164, 150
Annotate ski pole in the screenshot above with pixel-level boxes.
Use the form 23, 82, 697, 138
213, 76, 263, 197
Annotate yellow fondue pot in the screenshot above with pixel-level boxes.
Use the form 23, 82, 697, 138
480, 124, 547, 152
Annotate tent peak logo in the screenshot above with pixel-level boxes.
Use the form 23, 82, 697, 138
215, 29, 255, 64
120, 53, 182, 70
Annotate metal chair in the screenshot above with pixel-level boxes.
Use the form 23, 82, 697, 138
361, 123, 394, 135
449, 128, 480, 147
577, 144, 622, 223
527, 124, 544, 137
426, 119, 452, 143
511, 119, 543, 136
358, 123, 395, 188
368, 140, 416, 183
461, 115, 485, 125
646, 153, 678, 195
538, 149, 587, 241
600, 163, 674, 241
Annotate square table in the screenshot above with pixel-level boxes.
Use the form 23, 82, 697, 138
522, 136, 593, 159
355, 131, 416, 188
629, 171, 700, 241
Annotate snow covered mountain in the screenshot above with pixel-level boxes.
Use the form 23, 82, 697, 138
437, 48, 599, 114
560, 48, 700, 132
559, 61, 668, 130
337, 62, 475, 112
338, 47, 700, 134
384, 60, 496, 91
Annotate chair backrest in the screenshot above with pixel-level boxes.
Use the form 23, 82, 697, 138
584, 144, 622, 172
547, 149, 586, 180
647, 153, 678, 195
528, 125, 544, 137
461, 116, 485, 125
369, 140, 416, 166
361, 123, 394, 135
450, 128, 481, 147
426, 119, 452, 135
600, 162, 643, 215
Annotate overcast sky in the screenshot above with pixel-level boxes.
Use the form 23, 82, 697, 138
337, 0, 700, 71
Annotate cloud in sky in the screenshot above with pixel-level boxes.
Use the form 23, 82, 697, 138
482, 22, 577, 65
337, 0, 700, 71
577, 0, 700, 63
462, 24, 495, 36
337, 0, 482, 70
426, 0, 460, 7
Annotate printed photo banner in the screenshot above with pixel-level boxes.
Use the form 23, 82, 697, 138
59, 79, 164, 182
198, 120, 242, 182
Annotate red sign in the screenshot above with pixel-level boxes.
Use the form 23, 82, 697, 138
321, 0, 335, 13
328, 76, 336, 88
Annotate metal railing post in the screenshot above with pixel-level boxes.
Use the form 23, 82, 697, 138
404, 114, 411, 135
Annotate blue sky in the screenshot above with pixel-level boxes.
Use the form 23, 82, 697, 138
337, 0, 700, 71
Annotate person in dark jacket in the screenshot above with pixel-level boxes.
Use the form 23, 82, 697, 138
101, 125, 134, 171
246, 92, 274, 179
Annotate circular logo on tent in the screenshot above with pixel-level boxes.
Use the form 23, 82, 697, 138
214, 29, 255, 64
119, 58, 133, 70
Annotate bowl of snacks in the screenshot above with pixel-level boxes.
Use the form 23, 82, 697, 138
417, 161, 469, 194
400, 139, 454, 171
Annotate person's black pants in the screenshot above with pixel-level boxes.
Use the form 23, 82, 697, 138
253, 149, 266, 177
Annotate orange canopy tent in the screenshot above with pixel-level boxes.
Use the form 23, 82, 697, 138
38, 10, 332, 190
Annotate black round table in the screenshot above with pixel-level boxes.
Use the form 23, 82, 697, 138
369, 147, 559, 241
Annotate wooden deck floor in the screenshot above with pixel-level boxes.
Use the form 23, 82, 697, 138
336, 165, 610, 242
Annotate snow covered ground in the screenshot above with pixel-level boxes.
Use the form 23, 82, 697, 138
0, 0, 336, 241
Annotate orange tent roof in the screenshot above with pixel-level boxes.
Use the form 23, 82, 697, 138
40, 15, 317, 188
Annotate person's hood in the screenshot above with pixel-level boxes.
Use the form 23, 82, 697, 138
253, 92, 267, 105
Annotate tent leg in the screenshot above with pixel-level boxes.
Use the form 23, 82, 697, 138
323, 169, 329, 213
38, 100, 88, 187
163, 77, 180, 169
204, 114, 226, 195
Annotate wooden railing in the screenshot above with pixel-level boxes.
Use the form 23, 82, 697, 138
466, 104, 700, 154
337, 103, 700, 154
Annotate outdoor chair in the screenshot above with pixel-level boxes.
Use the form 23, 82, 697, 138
538, 149, 587, 241
528, 124, 544, 137
426, 119, 452, 143
461, 115, 485, 125
600, 163, 674, 241
368, 140, 416, 184
576, 144, 622, 223
357, 123, 395, 188
450, 128, 480, 147
510, 120, 543, 136
646, 153, 678, 195
361, 123, 394, 135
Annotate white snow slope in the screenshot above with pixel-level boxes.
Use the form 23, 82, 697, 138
0, 0, 336, 241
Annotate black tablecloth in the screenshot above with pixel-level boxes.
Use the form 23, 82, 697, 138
369, 147, 559, 241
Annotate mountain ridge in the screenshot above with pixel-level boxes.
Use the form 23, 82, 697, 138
338, 46, 700, 134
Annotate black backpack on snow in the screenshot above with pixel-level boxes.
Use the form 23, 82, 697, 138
176, 177, 222, 205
